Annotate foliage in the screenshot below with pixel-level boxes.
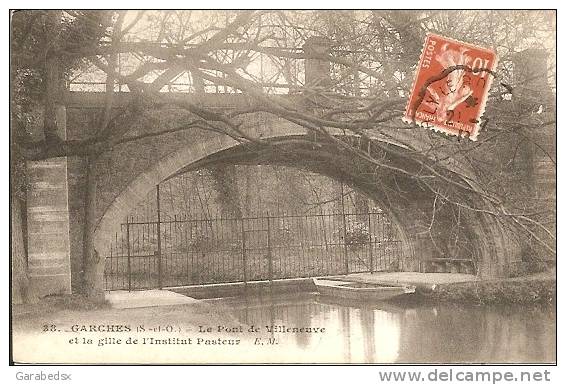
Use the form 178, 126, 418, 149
343, 220, 370, 249
274, 222, 293, 246
11, 11, 111, 122
424, 273, 555, 305
11, 11, 111, 198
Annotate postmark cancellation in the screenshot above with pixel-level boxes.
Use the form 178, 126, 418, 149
403, 33, 498, 141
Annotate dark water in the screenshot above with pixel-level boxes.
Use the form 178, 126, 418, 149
212, 292, 556, 364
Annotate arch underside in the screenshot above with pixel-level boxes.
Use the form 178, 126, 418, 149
95, 132, 519, 279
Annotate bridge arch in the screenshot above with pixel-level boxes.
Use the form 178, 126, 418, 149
94, 118, 308, 255
92, 115, 519, 285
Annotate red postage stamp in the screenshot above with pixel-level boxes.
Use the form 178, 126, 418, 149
403, 33, 498, 141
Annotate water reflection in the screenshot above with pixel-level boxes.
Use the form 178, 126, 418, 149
216, 291, 555, 363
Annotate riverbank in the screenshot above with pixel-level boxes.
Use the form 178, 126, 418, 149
418, 271, 556, 305
12, 270, 555, 318
328, 271, 555, 306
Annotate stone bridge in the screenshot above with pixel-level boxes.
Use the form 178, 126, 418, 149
25, 50, 554, 296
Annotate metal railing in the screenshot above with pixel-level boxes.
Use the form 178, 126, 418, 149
104, 210, 402, 291
68, 45, 381, 96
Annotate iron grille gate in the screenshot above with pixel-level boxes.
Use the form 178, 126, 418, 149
104, 211, 402, 291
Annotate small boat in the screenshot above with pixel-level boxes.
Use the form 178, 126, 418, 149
313, 278, 416, 301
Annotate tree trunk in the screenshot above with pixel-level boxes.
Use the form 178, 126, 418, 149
354, 191, 369, 221
208, 165, 243, 218
244, 167, 252, 216
43, 11, 62, 140
81, 154, 104, 298
11, 197, 37, 304
10, 39, 35, 303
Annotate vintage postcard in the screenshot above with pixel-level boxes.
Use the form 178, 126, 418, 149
10, 9, 556, 365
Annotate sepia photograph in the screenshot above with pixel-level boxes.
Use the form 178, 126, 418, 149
9, 9, 556, 365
